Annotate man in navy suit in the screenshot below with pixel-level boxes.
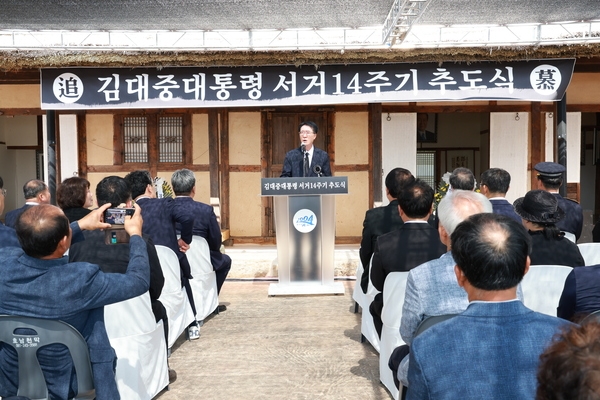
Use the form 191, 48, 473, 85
171, 168, 231, 301
280, 121, 332, 178
124, 170, 201, 339
0, 176, 20, 247
406, 213, 569, 400
479, 168, 521, 222
5, 179, 52, 228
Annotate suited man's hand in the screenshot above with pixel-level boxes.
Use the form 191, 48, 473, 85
178, 238, 190, 253
77, 203, 112, 231
124, 203, 143, 237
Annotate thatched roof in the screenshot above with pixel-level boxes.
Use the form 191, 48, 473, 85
2, 44, 600, 73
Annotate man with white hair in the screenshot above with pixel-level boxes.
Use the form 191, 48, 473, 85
388, 190, 494, 390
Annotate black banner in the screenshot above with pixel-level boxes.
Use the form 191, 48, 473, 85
261, 177, 348, 196
41, 59, 575, 110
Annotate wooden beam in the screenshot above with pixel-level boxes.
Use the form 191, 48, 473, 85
530, 102, 543, 190
77, 113, 88, 179
369, 103, 382, 204
220, 110, 230, 231
208, 110, 219, 198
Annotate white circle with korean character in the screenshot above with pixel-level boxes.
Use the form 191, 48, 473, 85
293, 209, 317, 233
53, 73, 84, 103
530, 64, 561, 96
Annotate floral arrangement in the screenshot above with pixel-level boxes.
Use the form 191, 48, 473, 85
433, 172, 452, 212
153, 177, 174, 199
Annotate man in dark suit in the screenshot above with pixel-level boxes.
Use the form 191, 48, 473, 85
417, 113, 436, 143
280, 120, 332, 177
369, 179, 447, 337
124, 170, 201, 339
534, 161, 583, 241
359, 168, 415, 293
5, 179, 52, 228
479, 168, 521, 222
171, 168, 231, 301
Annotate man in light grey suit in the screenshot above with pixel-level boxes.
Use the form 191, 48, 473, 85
406, 214, 569, 399
389, 190, 493, 389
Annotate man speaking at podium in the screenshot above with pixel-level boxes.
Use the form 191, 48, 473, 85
281, 121, 332, 178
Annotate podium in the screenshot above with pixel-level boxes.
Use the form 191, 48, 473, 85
262, 177, 348, 296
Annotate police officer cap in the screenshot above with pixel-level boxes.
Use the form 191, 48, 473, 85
534, 162, 565, 178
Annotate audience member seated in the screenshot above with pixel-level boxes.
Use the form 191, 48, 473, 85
513, 190, 584, 268
534, 162, 583, 241
124, 170, 200, 339
172, 169, 231, 305
359, 168, 414, 293
57, 176, 94, 222
68, 176, 176, 381
406, 213, 571, 400
5, 179, 52, 228
389, 190, 493, 389
449, 167, 475, 191
557, 263, 600, 322
0, 204, 148, 399
369, 179, 446, 337
479, 167, 521, 222
537, 321, 600, 400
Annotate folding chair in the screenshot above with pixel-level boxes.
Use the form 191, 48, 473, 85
0, 315, 95, 400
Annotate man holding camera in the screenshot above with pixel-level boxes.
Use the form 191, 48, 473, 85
68, 176, 176, 381
0, 203, 148, 399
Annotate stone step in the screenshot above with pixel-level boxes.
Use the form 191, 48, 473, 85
224, 245, 360, 279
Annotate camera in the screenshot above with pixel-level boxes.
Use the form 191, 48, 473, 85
103, 208, 135, 225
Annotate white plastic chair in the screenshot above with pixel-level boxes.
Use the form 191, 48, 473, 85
577, 243, 600, 266
186, 235, 219, 323
360, 256, 380, 353
379, 271, 409, 400
352, 261, 369, 313
104, 292, 169, 399
520, 265, 573, 317
155, 245, 196, 348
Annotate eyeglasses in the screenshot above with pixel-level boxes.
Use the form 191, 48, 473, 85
0, 189, 6, 196
299, 130, 315, 136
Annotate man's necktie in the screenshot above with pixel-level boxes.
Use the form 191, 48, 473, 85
303, 151, 309, 177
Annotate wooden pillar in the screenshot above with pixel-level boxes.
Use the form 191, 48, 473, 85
530, 102, 543, 189
368, 103, 382, 205
219, 110, 230, 231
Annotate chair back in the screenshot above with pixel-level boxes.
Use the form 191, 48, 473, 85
155, 245, 195, 347
520, 265, 573, 316
360, 255, 380, 352
186, 235, 219, 321
0, 315, 95, 400
577, 243, 600, 266
414, 314, 457, 337
379, 271, 409, 400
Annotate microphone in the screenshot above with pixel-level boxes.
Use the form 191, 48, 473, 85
301, 144, 306, 153
313, 165, 322, 177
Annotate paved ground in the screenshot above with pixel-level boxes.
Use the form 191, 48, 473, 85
156, 280, 392, 400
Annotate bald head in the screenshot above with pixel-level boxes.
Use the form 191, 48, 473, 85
16, 204, 70, 258
23, 179, 51, 204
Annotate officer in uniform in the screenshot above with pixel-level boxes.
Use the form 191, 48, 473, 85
534, 161, 583, 241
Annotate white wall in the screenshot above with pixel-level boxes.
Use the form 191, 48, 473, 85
381, 113, 417, 206
59, 114, 79, 180
490, 113, 530, 203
